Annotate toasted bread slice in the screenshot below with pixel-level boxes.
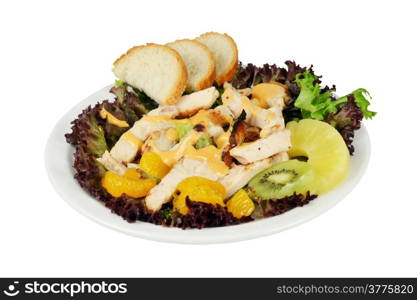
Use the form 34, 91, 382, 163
196, 32, 238, 86
113, 44, 187, 105
166, 39, 215, 92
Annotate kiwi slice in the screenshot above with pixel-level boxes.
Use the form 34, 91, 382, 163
248, 159, 315, 199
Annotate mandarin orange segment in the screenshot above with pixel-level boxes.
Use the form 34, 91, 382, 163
123, 168, 142, 179
101, 171, 156, 198
139, 152, 170, 179
172, 193, 189, 215
173, 176, 226, 214
226, 189, 255, 218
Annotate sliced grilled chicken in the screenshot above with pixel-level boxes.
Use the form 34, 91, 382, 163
270, 152, 290, 164
259, 106, 285, 138
230, 129, 291, 164
108, 118, 174, 163
108, 103, 180, 164
107, 83, 284, 166
246, 103, 284, 130
109, 130, 143, 163
222, 83, 284, 130
130, 118, 175, 141
176, 87, 219, 117
108, 88, 217, 163
142, 130, 177, 153
97, 151, 127, 175
268, 105, 285, 121
149, 130, 203, 167
220, 152, 289, 197
147, 105, 178, 117
109, 138, 136, 163
222, 83, 244, 118
146, 87, 219, 118
214, 104, 234, 120
207, 125, 224, 138
207, 108, 233, 127
145, 158, 220, 211
266, 95, 285, 110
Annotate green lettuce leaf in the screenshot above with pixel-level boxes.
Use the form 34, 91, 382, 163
114, 79, 125, 88
294, 71, 376, 121
294, 71, 338, 120
86, 114, 107, 157
336, 88, 376, 119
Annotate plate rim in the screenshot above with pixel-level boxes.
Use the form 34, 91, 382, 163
45, 85, 371, 244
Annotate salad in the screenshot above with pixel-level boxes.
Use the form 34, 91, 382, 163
65, 32, 375, 229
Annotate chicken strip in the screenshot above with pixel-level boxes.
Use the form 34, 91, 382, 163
266, 95, 285, 110
214, 104, 234, 120
222, 83, 284, 130
230, 129, 291, 164
176, 87, 219, 117
145, 158, 221, 211
259, 106, 285, 138
141, 130, 177, 154
109, 131, 142, 163
147, 105, 178, 117
108, 106, 177, 163
220, 152, 289, 197
222, 83, 244, 118
110, 115, 174, 160
97, 150, 127, 175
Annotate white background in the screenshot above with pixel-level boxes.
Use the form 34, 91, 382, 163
1, 0, 416, 277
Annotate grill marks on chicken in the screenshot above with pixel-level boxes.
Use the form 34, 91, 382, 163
97, 81, 291, 213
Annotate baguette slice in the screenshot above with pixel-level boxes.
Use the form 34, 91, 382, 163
113, 44, 187, 105
166, 39, 215, 92
196, 32, 238, 86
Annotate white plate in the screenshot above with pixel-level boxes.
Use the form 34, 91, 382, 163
45, 85, 371, 244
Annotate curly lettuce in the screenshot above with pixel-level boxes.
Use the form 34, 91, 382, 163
65, 103, 107, 157
336, 88, 376, 119
326, 94, 364, 154
65, 85, 148, 201
65, 103, 109, 200
294, 71, 376, 121
86, 114, 108, 157
110, 80, 158, 115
